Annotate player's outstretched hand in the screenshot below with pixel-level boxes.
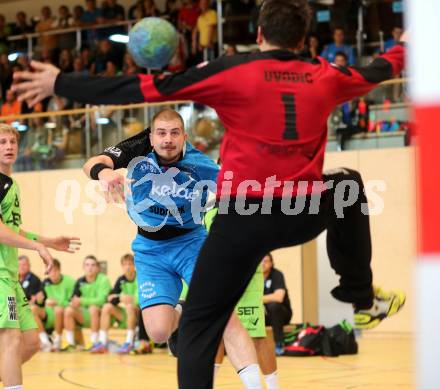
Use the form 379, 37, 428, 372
98, 169, 127, 203
47, 236, 81, 253
36, 243, 54, 275
11, 61, 60, 108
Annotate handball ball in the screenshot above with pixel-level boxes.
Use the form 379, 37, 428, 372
128, 17, 178, 69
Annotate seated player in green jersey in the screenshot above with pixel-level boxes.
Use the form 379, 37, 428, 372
205, 208, 280, 389
90, 253, 139, 354
63, 255, 112, 351
0, 123, 80, 388
31, 259, 75, 351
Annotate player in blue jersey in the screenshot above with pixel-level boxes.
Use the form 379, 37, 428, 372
83, 109, 262, 388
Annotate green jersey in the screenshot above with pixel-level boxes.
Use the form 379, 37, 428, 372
72, 273, 112, 308
42, 275, 76, 307
110, 274, 138, 305
0, 174, 22, 281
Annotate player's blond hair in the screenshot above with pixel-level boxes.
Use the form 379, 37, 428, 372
0, 123, 19, 141
121, 253, 134, 264
151, 109, 185, 132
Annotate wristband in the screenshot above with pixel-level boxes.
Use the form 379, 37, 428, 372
26, 232, 38, 241
90, 163, 111, 180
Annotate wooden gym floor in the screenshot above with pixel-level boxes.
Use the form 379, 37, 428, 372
23, 332, 413, 389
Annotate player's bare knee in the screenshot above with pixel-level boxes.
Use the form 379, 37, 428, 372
89, 306, 100, 316
64, 306, 75, 318
4, 330, 22, 353
147, 326, 171, 344
102, 303, 113, 314
30, 304, 39, 314
25, 331, 40, 357
54, 306, 64, 316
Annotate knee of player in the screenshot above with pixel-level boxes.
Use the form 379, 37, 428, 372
30, 304, 40, 314
147, 327, 172, 344
88, 306, 101, 316
54, 306, 64, 315
3, 330, 22, 351
64, 306, 75, 318
102, 303, 113, 314
26, 332, 40, 356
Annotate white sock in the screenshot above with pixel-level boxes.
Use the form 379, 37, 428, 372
264, 371, 280, 389
91, 331, 99, 344
175, 303, 183, 314
125, 329, 135, 345
53, 333, 62, 348
5, 386, 23, 389
214, 363, 221, 378
66, 330, 75, 346
99, 330, 108, 345
39, 331, 51, 345
238, 363, 262, 389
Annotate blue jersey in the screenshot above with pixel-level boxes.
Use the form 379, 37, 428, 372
126, 142, 219, 231
321, 43, 356, 66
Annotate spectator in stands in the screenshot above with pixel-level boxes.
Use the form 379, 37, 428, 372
384, 26, 403, 53
81, 0, 104, 45
31, 259, 76, 352
122, 52, 141, 75
192, 0, 217, 61
80, 46, 95, 71
321, 27, 355, 66
262, 253, 292, 356
164, 0, 180, 26
63, 255, 112, 351
101, 0, 125, 38
178, 0, 200, 33
100, 60, 119, 76
35, 6, 58, 62
0, 53, 13, 101
19, 255, 42, 303
334, 51, 348, 67
59, 48, 74, 72
93, 39, 120, 74
90, 253, 139, 354
0, 89, 22, 123
52, 5, 76, 50
167, 31, 187, 72
225, 44, 237, 56
102, 0, 125, 22
303, 33, 320, 59
142, 0, 159, 17
10, 11, 33, 52
128, 0, 143, 20
0, 14, 11, 55
11, 11, 33, 35
73, 56, 89, 75
178, 0, 200, 66
72, 5, 85, 26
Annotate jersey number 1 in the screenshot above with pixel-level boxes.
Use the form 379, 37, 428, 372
282, 93, 298, 140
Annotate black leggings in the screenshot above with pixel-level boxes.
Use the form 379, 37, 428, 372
178, 168, 373, 389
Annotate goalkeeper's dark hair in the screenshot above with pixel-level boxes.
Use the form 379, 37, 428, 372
258, 0, 312, 49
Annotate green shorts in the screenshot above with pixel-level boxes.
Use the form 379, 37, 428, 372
235, 266, 266, 338
44, 306, 55, 330
79, 307, 92, 328
110, 306, 128, 329
0, 278, 37, 331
